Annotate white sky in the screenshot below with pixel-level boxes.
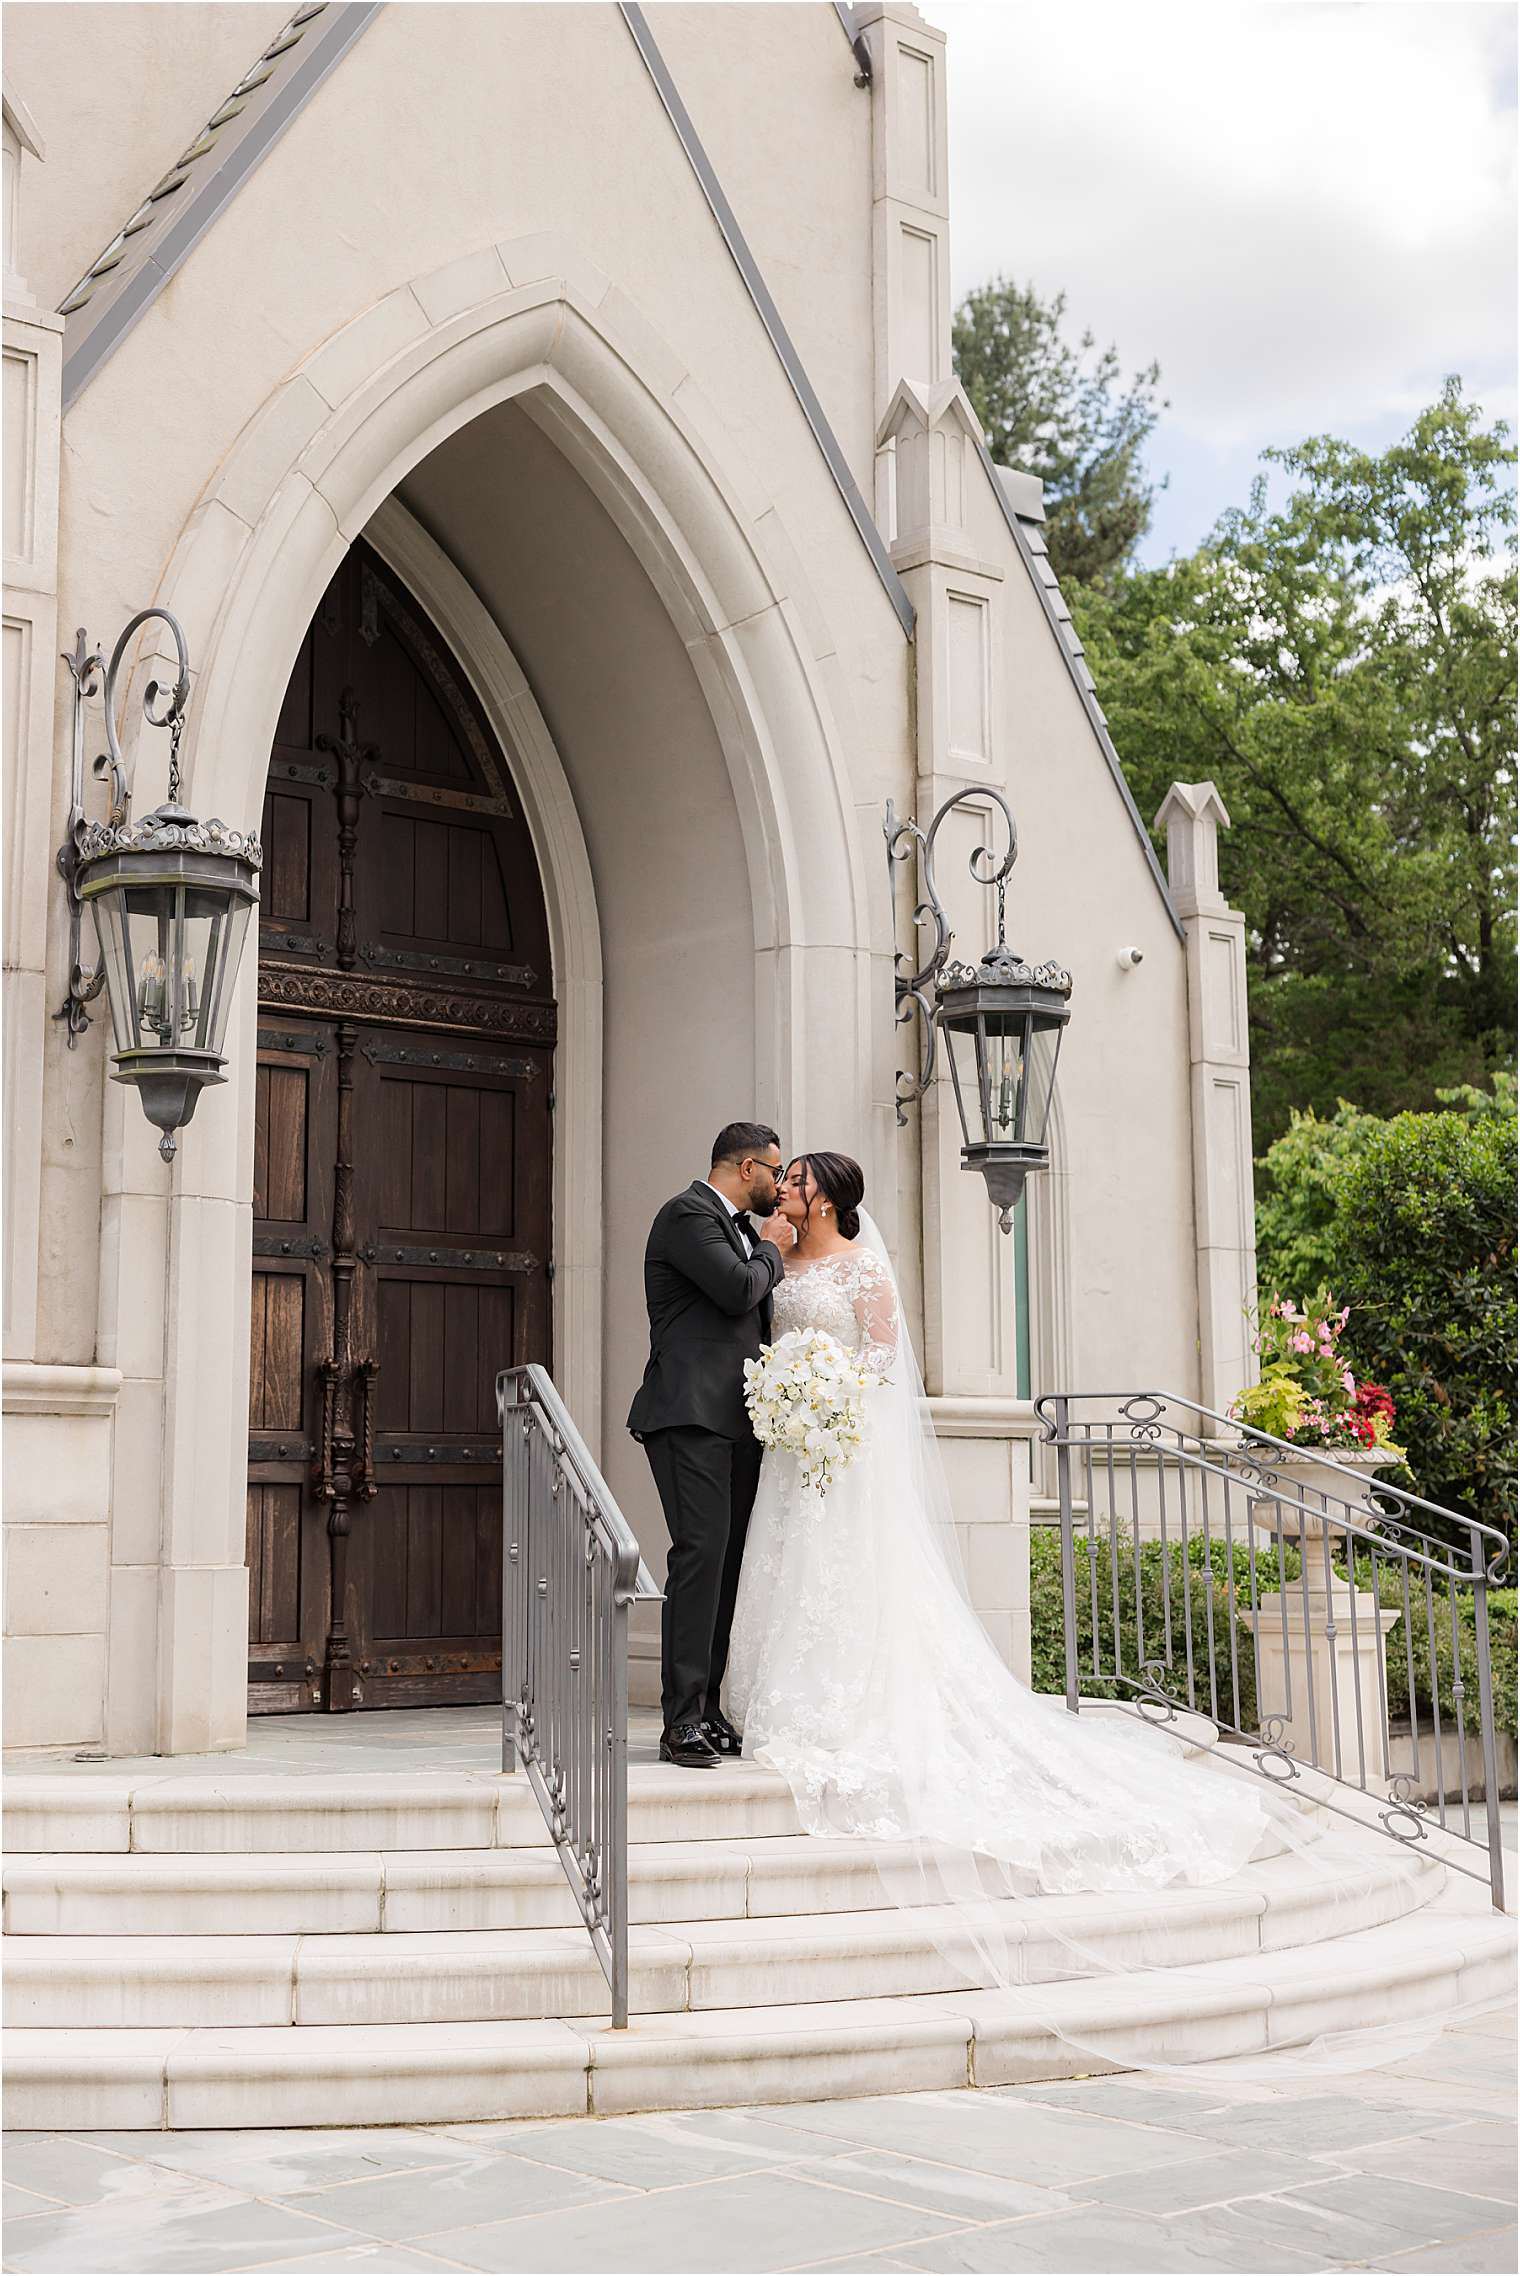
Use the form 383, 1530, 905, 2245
938, 0, 1518, 560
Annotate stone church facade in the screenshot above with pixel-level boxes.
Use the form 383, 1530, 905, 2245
2, 1, 1258, 1758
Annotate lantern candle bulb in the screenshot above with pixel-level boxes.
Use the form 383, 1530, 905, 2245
136, 951, 166, 1034
997, 1051, 1015, 1132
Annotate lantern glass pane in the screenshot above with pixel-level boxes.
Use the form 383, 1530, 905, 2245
191, 891, 253, 1055
942, 1016, 983, 1148
1020, 1019, 1062, 1147
89, 888, 141, 1055
112, 883, 183, 1052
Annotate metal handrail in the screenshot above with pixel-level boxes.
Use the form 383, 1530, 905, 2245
1037, 1390, 1511, 1910
498, 1365, 661, 2026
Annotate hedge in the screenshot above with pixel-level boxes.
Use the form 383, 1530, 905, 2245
1028, 1528, 1517, 1742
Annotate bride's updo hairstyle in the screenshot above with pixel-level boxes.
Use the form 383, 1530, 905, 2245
797, 1152, 865, 1241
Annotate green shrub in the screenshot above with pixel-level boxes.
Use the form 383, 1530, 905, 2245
1029, 1529, 1517, 1741
1336, 1108, 1517, 1550
1251, 1084, 1516, 1553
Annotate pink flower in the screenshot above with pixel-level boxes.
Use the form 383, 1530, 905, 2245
1342, 1368, 1356, 1393
1292, 1331, 1313, 1353
1338, 1308, 1350, 1326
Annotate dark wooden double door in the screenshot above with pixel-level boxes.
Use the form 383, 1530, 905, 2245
247, 543, 554, 1713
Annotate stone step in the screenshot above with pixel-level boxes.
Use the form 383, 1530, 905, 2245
0, 1846, 1441, 2030
0, 1791, 1320, 1939
0, 1765, 808, 1856
4, 1905, 1510, 2131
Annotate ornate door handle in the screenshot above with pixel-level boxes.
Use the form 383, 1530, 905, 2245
312, 1352, 380, 1503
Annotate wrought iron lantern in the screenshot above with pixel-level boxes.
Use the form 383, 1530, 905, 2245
56, 611, 262, 1161
885, 788, 1072, 1231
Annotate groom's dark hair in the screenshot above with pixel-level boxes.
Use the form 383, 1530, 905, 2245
711, 1120, 780, 1167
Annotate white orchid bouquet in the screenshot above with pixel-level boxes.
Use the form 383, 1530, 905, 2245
743, 1327, 877, 1495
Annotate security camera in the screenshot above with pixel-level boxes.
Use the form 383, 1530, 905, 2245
1117, 946, 1144, 969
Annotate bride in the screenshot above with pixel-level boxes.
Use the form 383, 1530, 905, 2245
726, 1149, 1270, 1897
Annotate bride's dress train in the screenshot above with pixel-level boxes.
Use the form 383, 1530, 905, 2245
724, 1230, 1268, 1897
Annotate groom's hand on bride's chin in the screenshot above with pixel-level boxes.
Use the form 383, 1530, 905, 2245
758, 1215, 795, 1250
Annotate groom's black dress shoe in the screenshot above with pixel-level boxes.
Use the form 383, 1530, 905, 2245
660, 1721, 720, 1768
701, 1709, 744, 1757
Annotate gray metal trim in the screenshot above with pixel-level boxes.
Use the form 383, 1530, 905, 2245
832, 2, 874, 82
618, 2, 913, 639
62, 4, 384, 409
980, 436, 1184, 941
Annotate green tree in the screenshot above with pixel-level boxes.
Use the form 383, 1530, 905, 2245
1076, 382, 1517, 1144
952, 277, 1164, 588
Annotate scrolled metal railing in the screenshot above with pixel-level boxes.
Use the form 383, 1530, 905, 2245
498, 1365, 662, 2026
1038, 1391, 1512, 1909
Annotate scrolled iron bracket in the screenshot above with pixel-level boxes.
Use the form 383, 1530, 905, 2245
882, 787, 1018, 1124
53, 609, 192, 1046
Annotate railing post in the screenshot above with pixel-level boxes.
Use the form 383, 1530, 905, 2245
1471, 1558, 1506, 1912
610, 1568, 632, 2029
497, 1372, 518, 1776
1054, 1397, 1079, 1715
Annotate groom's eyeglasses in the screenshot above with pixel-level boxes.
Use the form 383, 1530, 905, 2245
742, 1158, 784, 1182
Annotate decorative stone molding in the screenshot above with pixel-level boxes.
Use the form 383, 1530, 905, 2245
876, 376, 984, 553
1155, 779, 1232, 918
2, 1362, 123, 1414
1155, 781, 1258, 1412
2, 77, 44, 303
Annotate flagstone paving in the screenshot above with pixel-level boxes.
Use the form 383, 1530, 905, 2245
2, 1997, 1513, 2274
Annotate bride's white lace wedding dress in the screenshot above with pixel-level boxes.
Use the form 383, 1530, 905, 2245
724, 1228, 1268, 1896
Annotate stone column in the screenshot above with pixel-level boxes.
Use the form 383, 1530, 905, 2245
875, 377, 1037, 1674
1, 85, 126, 1751
855, 1, 951, 527
1154, 782, 1259, 1416
2, 80, 60, 1365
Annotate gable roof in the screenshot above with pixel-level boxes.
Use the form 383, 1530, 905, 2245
60, 2, 381, 408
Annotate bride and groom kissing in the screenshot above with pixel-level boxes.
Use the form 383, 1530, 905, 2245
628, 1118, 1274, 1900
628, 1121, 843, 1769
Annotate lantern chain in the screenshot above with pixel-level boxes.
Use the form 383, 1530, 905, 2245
167, 710, 184, 806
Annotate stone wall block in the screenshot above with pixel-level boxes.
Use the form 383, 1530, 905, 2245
3, 1632, 105, 1749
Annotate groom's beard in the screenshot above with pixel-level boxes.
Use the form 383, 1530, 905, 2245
746, 1190, 780, 1217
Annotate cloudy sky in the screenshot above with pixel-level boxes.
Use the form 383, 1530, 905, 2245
939, 1, 1517, 561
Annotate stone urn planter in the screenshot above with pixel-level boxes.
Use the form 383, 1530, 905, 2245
1231, 1442, 1403, 1788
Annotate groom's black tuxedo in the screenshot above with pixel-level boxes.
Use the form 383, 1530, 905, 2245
629, 1182, 784, 1731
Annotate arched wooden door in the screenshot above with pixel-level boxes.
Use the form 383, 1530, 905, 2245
247, 541, 554, 1713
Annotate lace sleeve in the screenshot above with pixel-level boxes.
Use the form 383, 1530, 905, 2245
853, 1253, 899, 1378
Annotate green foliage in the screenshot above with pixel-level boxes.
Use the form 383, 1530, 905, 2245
1251, 1085, 1515, 1545
1075, 381, 1518, 1145
1254, 1102, 1380, 1299
1359, 1571, 1518, 1745
1028, 1528, 1275, 1731
1334, 1107, 1518, 1546
1028, 1530, 1517, 1741
952, 277, 1164, 588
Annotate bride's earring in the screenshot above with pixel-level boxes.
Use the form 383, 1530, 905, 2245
820, 1203, 832, 1217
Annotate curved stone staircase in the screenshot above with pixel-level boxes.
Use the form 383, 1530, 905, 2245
4, 1715, 1512, 2130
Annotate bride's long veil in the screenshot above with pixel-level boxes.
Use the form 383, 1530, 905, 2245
848, 1211, 1499, 2082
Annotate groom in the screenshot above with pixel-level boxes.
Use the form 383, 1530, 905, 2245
629, 1122, 790, 1767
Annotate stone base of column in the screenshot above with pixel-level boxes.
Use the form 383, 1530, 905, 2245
1254, 1582, 1401, 1793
